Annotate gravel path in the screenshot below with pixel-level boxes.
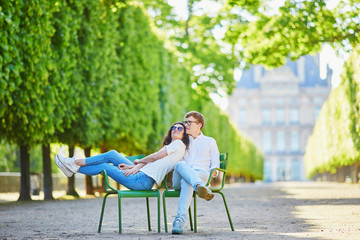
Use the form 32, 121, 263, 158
1, 182, 359, 240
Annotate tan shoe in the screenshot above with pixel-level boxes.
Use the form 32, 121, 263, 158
196, 185, 214, 201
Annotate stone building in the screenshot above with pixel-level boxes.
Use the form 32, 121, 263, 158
227, 55, 332, 181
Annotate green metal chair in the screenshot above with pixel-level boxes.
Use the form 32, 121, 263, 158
98, 154, 162, 234
162, 153, 235, 233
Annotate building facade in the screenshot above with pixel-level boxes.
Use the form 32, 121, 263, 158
227, 55, 332, 181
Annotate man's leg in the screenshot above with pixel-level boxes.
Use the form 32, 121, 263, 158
172, 162, 210, 234
173, 161, 206, 189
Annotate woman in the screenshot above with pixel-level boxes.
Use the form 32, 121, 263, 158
55, 122, 189, 190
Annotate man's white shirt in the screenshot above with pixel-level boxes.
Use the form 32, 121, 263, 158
183, 132, 220, 172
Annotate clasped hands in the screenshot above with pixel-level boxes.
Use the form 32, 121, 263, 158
118, 159, 142, 176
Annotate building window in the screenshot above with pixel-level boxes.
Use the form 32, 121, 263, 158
314, 97, 322, 104
277, 159, 286, 181
238, 109, 247, 125
291, 158, 301, 180
264, 160, 272, 182
262, 97, 270, 105
290, 107, 298, 124
262, 108, 271, 125
277, 98, 284, 104
276, 131, 286, 153
290, 131, 300, 153
314, 106, 321, 121
263, 131, 272, 154
276, 108, 285, 125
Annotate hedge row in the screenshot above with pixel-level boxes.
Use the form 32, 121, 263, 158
304, 46, 360, 178
0, 1, 263, 179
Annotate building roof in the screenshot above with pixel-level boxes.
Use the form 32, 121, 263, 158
236, 55, 328, 89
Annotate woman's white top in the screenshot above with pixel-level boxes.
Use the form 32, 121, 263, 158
140, 139, 186, 185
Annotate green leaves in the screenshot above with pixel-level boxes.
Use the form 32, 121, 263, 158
225, 0, 360, 68
0, 0, 263, 179
304, 46, 360, 178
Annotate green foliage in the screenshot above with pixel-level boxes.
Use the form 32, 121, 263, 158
345, 45, 360, 152
139, 0, 237, 97
0, 142, 19, 172
225, 0, 360, 68
0, 1, 263, 180
304, 47, 360, 178
0, 0, 57, 147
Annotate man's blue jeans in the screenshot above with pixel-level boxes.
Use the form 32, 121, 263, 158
78, 150, 155, 190
172, 161, 209, 224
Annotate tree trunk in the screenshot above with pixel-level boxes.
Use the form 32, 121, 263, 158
84, 147, 94, 195
338, 167, 345, 182
42, 145, 54, 200
353, 162, 359, 183
18, 145, 31, 201
66, 145, 79, 197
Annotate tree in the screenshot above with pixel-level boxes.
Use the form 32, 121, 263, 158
225, 0, 360, 68
0, 0, 57, 201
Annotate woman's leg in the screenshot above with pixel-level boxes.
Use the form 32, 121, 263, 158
78, 163, 155, 190
78, 150, 134, 167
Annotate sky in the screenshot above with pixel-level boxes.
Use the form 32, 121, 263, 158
168, 0, 347, 108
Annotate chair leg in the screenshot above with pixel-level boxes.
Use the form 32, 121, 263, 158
98, 193, 110, 233
157, 193, 161, 233
194, 194, 197, 233
188, 206, 193, 231
218, 191, 235, 231
163, 192, 168, 233
117, 192, 122, 234
146, 197, 151, 231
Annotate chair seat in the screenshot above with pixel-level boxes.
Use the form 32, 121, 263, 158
163, 189, 181, 197
116, 190, 159, 198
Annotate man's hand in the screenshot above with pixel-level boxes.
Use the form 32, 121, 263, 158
134, 159, 141, 164
124, 165, 141, 176
118, 164, 134, 170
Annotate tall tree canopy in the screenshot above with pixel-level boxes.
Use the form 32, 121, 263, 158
225, 0, 360, 67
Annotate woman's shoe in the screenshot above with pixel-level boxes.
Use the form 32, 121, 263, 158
55, 155, 74, 177
56, 154, 80, 174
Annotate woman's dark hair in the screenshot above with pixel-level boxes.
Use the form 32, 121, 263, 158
162, 122, 189, 149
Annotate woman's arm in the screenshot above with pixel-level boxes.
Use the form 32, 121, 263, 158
123, 163, 146, 176
134, 147, 168, 165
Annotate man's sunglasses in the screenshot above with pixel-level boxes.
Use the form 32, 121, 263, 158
172, 126, 184, 132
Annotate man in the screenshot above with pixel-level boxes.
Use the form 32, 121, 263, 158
171, 111, 220, 234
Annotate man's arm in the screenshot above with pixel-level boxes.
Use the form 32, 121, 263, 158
209, 138, 220, 177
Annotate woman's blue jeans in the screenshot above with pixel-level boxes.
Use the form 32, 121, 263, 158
78, 150, 155, 190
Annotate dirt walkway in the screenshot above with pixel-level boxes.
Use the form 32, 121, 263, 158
1, 182, 359, 239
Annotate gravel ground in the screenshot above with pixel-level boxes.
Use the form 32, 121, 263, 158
0, 182, 359, 240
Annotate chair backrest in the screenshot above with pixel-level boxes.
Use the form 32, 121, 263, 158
208, 153, 228, 191
126, 154, 146, 162
219, 153, 228, 170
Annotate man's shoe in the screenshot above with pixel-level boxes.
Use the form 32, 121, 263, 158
172, 219, 183, 234
55, 155, 74, 177
196, 184, 214, 201
57, 154, 80, 173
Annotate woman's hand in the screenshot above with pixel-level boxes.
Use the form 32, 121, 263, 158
124, 165, 141, 176
118, 164, 134, 170
134, 159, 141, 164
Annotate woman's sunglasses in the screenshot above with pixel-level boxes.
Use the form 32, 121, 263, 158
172, 126, 184, 132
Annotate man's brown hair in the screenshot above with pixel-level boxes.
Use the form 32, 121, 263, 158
185, 111, 205, 130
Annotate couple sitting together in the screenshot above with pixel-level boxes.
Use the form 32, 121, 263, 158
55, 111, 220, 234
